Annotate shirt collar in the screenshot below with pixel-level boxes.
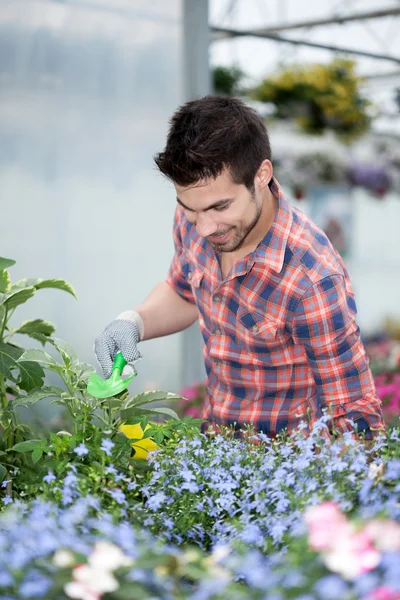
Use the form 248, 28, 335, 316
253, 177, 293, 274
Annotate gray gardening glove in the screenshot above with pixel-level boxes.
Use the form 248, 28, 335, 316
94, 310, 144, 379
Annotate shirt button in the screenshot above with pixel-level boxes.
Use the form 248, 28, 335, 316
215, 329, 221, 335
252, 324, 260, 333
187, 272, 192, 280
213, 295, 221, 303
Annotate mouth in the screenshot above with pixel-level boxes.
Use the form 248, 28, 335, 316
208, 229, 232, 244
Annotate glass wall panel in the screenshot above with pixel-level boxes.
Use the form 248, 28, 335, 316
0, 0, 184, 392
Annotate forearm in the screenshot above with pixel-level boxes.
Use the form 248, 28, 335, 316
134, 281, 199, 340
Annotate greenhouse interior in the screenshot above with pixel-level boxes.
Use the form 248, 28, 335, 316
1, 1, 400, 598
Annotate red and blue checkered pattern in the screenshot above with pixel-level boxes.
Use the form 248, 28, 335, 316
167, 178, 384, 438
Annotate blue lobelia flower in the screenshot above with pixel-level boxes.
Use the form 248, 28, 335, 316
73, 443, 89, 457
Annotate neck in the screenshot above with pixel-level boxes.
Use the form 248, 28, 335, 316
239, 185, 278, 255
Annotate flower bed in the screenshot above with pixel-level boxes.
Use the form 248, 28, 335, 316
1, 425, 400, 599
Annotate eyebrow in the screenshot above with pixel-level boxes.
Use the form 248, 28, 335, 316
176, 197, 234, 212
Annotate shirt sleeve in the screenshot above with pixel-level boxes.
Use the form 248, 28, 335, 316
165, 206, 196, 305
292, 274, 385, 439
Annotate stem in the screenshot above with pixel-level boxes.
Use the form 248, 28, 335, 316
0, 307, 8, 340
61, 372, 79, 434
63, 400, 75, 423
95, 413, 110, 427
0, 373, 7, 411
107, 400, 113, 429
4, 464, 12, 497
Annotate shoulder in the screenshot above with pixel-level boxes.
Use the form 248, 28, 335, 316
286, 202, 347, 287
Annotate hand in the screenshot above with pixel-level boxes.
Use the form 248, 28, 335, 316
94, 311, 143, 379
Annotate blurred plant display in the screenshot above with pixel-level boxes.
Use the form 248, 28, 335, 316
210, 61, 400, 199
212, 64, 246, 96
178, 381, 207, 419
273, 151, 399, 200
251, 58, 371, 142
364, 320, 400, 428
347, 163, 393, 197
274, 151, 347, 196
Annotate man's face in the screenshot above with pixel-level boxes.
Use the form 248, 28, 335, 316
174, 169, 263, 253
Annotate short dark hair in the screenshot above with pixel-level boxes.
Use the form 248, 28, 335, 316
154, 95, 272, 192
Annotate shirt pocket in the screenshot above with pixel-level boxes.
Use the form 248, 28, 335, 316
235, 307, 279, 364
179, 254, 204, 290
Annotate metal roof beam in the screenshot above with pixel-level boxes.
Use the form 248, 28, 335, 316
211, 26, 400, 65
212, 6, 400, 40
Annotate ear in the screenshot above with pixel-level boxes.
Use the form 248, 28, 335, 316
255, 160, 273, 190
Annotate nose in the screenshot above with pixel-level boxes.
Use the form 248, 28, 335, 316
195, 212, 218, 238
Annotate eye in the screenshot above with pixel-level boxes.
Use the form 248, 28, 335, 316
214, 204, 230, 212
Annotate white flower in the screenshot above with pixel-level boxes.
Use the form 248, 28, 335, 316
64, 581, 100, 600
368, 462, 385, 480
88, 541, 133, 571
63, 542, 132, 600
53, 549, 75, 567
65, 564, 119, 598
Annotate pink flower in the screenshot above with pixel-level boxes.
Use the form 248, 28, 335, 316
180, 385, 200, 401
365, 587, 400, 600
304, 502, 350, 551
185, 406, 202, 418
305, 503, 381, 580
324, 528, 381, 579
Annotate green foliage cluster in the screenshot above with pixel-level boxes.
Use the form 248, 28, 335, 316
251, 58, 371, 141
0, 257, 200, 503
212, 65, 246, 96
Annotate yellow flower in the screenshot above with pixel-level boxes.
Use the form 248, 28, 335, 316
119, 423, 159, 460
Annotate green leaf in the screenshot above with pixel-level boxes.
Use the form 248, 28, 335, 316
0, 270, 11, 293
121, 406, 179, 423
47, 338, 78, 363
153, 431, 165, 445
32, 448, 43, 463
0, 304, 6, 330
17, 348, 59, 367
143, 407, 179, 419
74, 362, 95, 382
0, 257, 16, 270
50, 399, 69, 407
35, 279, 77, 298
12, 386, 65, 408
14, 278, 77, 299
0, 463, 6, 483
0, 287, 36, 310
11, 439, 43, 452
124, 391, 182, 410
6, 383, 21, 398
15, 319, 56, 338
0, 342, 45, 391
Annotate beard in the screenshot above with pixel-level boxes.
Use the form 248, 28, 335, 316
207, 196, 263, 253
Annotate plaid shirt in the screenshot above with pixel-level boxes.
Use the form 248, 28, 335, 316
167, 178, 384, 438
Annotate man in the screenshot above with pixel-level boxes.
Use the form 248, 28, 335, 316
95, 96, 384, 439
